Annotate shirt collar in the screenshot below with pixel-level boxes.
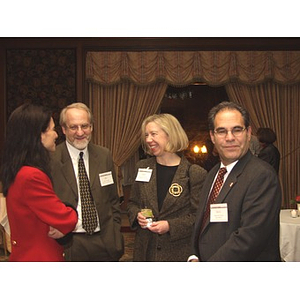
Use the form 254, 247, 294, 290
220, 160, 238, 175
66, 141, 88, 160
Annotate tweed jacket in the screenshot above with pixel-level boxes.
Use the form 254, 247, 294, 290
7, 166, 78, 261
191, 150, 282, 261
127, 156, 207, 261
51, 142, 124, 261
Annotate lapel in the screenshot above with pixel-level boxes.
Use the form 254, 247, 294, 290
159, 157, 189, 214
60, 142, 78, 197
142, 158, 159, 216
200, 163, 220, 207
216, 151, 252, 204
200, 151, 253, 233
87, 144, 101, 188
197, 163, 220, 231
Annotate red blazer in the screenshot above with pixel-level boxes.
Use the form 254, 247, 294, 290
6, 166, 78, 261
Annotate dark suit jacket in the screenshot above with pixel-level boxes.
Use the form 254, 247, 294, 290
258, 144, 280, 174
51, 142, 124, 261
191, 150, 281, 261
127, 156, 207, 261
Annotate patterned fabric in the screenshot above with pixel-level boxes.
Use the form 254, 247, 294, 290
86, 51, 300, 86
6, 49, 76, 144
201, 167, 227, 232
78, 152, 98, 234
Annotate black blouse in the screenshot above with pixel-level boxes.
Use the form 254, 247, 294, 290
156, 162, 178, 211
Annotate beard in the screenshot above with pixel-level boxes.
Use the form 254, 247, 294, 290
67, 136, 90, 150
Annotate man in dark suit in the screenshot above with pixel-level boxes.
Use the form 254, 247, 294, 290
51, 102, 124, 261
190, 101, 281, 261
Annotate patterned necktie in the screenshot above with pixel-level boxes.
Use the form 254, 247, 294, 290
200, 167, 227, 232
78, 152, 98, 235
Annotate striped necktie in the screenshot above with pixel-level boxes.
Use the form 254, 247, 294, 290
200, 167, 227, 232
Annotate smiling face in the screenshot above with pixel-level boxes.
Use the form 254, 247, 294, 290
41, 117, 58, 152
62, 108, 92, 150
210, 109, 252, 165
144, 121, 169, 157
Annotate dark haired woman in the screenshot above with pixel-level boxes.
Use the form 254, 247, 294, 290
1, 104, 77, 261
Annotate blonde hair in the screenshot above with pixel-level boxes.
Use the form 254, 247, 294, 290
59, 102, 93, 127
141, 113, 189, 155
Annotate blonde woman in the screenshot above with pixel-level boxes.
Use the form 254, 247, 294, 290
127, 113, 207, 261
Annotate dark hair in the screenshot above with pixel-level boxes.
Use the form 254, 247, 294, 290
1, 103, 53, 196
208, 101, 250, 131
257, 127, 277, 144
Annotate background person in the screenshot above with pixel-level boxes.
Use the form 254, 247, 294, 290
257, 127, 280, 174
127, 113, 207, 261
249, 134, 261, 156
1, 104, 78, 262
190, 102, 281, 261
51, 102, 124, 261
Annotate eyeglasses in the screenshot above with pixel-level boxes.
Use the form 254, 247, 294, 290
214, 126, 247, 137
65, 124, 91, 132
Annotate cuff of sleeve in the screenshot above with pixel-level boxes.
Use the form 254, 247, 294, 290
187, 255, 199, 262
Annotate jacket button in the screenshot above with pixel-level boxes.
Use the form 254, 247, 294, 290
157, 245, 161, 250
12, 240, 17, 245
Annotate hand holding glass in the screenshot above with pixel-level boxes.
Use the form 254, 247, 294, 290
139, 208, 154, 228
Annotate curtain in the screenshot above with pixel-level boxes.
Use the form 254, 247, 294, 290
88, 81, 167, 195
86, 50, 300, 204
226, 82, 300, 207
86, 51, 300, 86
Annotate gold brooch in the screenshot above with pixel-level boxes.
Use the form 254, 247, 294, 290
169, 183, 183, 197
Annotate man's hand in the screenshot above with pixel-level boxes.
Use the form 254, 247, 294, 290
48, 226, 65, 239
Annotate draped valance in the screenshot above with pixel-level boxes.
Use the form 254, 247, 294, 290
86, 51, 300, 86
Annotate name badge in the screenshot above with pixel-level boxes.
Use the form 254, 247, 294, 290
135, 168, 153, 182
210, 203, 228, 222
99, 171, 114, 186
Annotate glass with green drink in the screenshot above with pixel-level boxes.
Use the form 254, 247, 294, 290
141, 208, 154, 228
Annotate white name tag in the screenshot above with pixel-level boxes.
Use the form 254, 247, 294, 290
135, 168, 153, 182
99, 171, 114, 186
210, 203, 228, 222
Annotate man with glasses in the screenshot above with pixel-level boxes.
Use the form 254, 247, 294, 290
51, 102, 124, 261
189, 101, 281, 261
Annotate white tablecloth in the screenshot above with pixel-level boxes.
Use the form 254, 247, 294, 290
280, 209, 300, 262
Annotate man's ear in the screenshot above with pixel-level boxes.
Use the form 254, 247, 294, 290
209, 130, 215, 144
247, 126, 252, 141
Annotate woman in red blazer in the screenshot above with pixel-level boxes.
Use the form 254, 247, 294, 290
1, 104, 78, 261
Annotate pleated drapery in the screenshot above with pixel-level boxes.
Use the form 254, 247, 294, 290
86, 51, 300, 86
86, 51, 300, 206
